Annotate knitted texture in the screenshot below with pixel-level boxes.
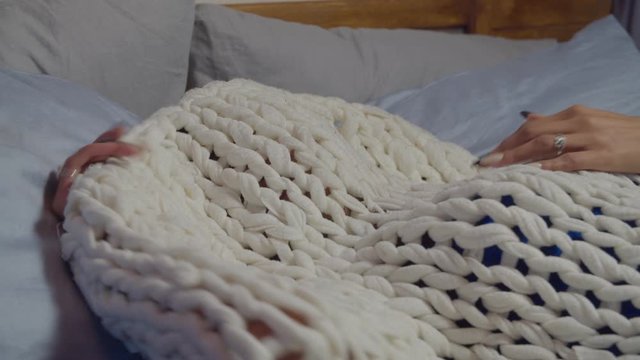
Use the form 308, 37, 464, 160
61, 80, 640, 360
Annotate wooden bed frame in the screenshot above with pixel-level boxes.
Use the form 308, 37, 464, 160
227, 0, 613, 41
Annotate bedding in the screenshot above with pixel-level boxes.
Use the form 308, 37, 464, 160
0, 0, 195, 117
0, 3, 628, 359
188, 4, 555, 103
370, 16, 640, 157
62, 79, 640, 360
0, 68, 141, 360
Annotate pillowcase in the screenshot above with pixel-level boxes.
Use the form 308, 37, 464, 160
0, 0, 195, 117
188, 4, 554, 103
0, 68, 141, 360
369, 16, 640, 157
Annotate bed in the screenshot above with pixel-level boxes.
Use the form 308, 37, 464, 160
1, 1, 635, 360
225, 0, 611, 40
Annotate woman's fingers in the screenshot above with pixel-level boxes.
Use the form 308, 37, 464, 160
94, 125, 127, 143
51, 177, 76, 219
541, 105, 612, 123
481, 105, 640, 173
489, 105, 615, 156
491, 115, 574, 155
483, 105, 630, 170
538, 151, 604, 172
539, 148, 640, 174
51, 142, 140, 218
483, 133, 592, 167
481, 135, 555, 166
61, 142, 139, 177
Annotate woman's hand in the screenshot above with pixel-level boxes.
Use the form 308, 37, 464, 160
51, 126, 140, 219
479, 105, 640, 174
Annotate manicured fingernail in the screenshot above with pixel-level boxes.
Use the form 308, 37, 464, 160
479, 152, 504, 166
528, 162, 542, 168
520, 111, 531, 118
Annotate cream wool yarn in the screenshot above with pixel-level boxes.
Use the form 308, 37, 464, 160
61, 80, 640, 360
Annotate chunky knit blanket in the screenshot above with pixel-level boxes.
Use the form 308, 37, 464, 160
61, 80, 640, 360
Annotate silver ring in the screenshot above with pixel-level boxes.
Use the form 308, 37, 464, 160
553, 134, 566, 156
57, 166, 79, 180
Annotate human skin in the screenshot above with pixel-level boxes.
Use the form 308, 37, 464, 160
51, 126, 140, 218
479, 105, 640, 174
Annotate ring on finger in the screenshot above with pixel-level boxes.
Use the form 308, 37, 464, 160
553, 134, 566, 156
57, 166, 79, 181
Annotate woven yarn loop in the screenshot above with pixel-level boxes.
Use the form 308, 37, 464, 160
62, 80, 640, 360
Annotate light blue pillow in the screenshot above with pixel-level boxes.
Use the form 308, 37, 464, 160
369, 16, 640, 157
0, 68, 140, 360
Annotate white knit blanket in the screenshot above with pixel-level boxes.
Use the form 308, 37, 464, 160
61, 80, 640, 360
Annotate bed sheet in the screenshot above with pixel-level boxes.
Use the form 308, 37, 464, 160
0, 68, 142, 360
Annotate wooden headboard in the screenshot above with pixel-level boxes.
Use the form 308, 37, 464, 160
226, 0, 613, 41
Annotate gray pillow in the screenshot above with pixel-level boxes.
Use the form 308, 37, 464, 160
0, 0, 195, 117
189, 4, 555, 103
